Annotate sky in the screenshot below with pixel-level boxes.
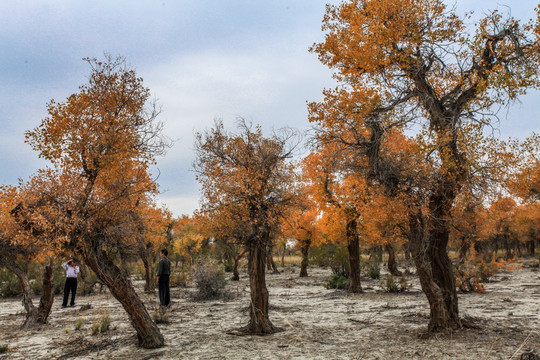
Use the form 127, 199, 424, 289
1, 0, 539, 217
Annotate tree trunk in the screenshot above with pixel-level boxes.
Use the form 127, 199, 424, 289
458, 238, 469, 263
385, 244, 401, 276
346, 217, 362, 293
139, 244, 154, 293
299, 238, 311, 277
241, 241, 280, 335
0, 259, 35, 315
527, 239, 536, 256
232, 249, 247, 281
23, 260, 55, 328
409, 208, 461, 333
83, 246, 164, 348
281, 242, 286, 267
267, 243, 279, 274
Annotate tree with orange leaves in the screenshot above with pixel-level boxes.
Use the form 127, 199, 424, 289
311, 0, 540, 332
194, 119, 299, 335
0, 185, 55, 327
302, 146, 368, 293
281, 189, 321, 278
17, 55, 169, 348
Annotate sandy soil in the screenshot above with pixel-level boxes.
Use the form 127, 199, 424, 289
0, 260, 539, 360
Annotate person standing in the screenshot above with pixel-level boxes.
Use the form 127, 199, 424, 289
61, 258, 80, 308
156, 249, 171, 307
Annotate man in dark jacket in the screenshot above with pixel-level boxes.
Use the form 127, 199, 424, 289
156, 249, 171, 307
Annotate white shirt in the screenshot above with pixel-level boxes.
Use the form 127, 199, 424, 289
62, 263, 80, 278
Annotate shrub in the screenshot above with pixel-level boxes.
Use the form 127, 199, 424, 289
92, 312, 110, 335
192, 260, 227, 300
152, 309, 170, 324
311, 243, 350, 277
325, 274, 350, 290
74, 317, 83, 331
170, 269, 190, 287
0, 344, 8, 354
366, 263, 381, 279
223, 261, 233, 273
380, 275, 410, 293
0, 271, 22, 297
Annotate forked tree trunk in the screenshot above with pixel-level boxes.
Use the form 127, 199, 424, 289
299, 238, 311, 277
346, 218, 362, 293
83, 246, 164, 348
23, 260, 55, 328
232, 249, 247, 281
385, 244, 401, 276
1, 258, 55, 328
242, 241, 280, 335
527, 239, 536, 256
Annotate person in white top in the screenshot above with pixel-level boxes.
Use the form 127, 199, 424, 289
61, 258, 80, 308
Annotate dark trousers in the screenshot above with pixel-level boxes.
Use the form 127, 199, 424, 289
62, 277, 77, 306
158, 275, 170, 306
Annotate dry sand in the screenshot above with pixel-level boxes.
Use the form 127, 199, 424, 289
0, 260, 539, 359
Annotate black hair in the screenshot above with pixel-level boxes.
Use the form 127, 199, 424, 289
161, 249, 168, 256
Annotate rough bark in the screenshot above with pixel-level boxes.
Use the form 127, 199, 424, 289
83, 245, 164, 348
239, 241, 281, 335
385, 244, 401, 276
0, 259, 35, 315
266, 243, 279, 274
299, 238, 311, 278
232, 249, 247, 281
138, 244, 154, 293
346, 217, 362, 293
23, 260, 55, 328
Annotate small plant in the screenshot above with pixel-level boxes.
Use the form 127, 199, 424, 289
74, 317, 84, 330
92, 312, 110, 335
192, 260, 227, 300
170, 269, 190, 287
380, 275, 410, 293
367, 264, 381, 279
152, 309, 170, 324
0, 343, 8, 354
325, 274, 350, 290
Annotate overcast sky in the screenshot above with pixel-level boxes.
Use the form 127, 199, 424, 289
1, 0, 539, 217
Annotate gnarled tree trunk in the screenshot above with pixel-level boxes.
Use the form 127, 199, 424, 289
299, 237, 312, 278
385, 244, 401, 276
138, 243, 154, 293
242, 241, 281, 335
0, 259, 35, 316
23, 259, 54, 328
346, 217, 362, 293
83, 245, 164, 348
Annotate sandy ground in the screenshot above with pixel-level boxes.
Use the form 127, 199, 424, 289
0, 260, 539, 360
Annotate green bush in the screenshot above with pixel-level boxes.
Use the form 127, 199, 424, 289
325, 274, 350, 290
311, 242, 350, 277
192, 260, 226, 300
0, 343, 8, 354
0, 271, 22, 297
380, 275, 410, 293
223, 261, 233, 273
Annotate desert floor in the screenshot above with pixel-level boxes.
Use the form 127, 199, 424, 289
0, 260, 539, 360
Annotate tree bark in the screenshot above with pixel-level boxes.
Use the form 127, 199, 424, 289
346, 217, 362, 293
299, 238, 311, 278
23, 260, 55, 328
266, 243, 279, 274
83, 245, 164, 348
241, 241, 281, 335
0, 259, 35, 315
409, 208, 461, 333
232, 249, 247, 281
385, 244, 401, 276
138, 244, 154, 293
